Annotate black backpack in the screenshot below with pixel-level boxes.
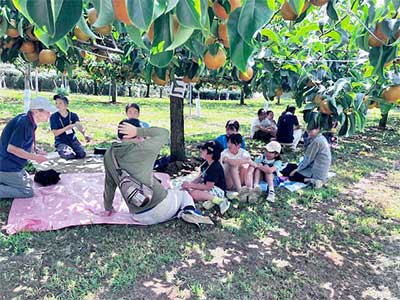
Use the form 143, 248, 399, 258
34, 169, 61, 186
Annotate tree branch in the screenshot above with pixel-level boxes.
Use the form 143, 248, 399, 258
75, 40, 124, 55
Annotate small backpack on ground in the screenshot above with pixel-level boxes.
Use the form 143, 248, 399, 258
34, 169, 61, 186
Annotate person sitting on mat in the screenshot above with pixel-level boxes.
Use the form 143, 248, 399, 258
181, 140, 230, 215
288, 114, 332, 188
215, 119, 246, 149
50, 95, 91, 160
0, 96, 56, 199
102, 119, 213, 227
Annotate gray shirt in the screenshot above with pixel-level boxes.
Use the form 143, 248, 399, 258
297, 134, 331, 181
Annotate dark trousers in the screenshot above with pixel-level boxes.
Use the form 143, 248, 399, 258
289, 171, 308, 183
253, 130, 272, 143
56, 140, 86, 160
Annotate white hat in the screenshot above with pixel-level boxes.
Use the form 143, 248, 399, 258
29, 96, 57, 113
265, 141, 282, 153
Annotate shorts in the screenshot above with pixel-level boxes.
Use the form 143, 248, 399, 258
209, 186, 225, 198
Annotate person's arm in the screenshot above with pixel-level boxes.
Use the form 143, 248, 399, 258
74, 122, 91, 142
7, 144, 47, 163
293, 116, 300, 129
185, 181, 215, 191
257, 164, 277, 174
222, 156, 251, 166
118, 123, 169, 152
297, 140, 321, 172
52, 124, 75, 137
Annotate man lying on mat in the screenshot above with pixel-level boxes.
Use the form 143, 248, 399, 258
102, 119, 213, 227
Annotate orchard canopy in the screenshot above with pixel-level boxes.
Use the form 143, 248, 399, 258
1, 0, 400, 134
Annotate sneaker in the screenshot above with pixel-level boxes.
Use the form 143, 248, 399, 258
218, 198, 230, 215
181, 210, 214, 226
226, 191, 239, 200
203, 196, 224, 210
314, 179, 324, 189
248, 186, 262, 204
238, 186, 250, 203
202, 200, 215, 210
266, 190, 275, 203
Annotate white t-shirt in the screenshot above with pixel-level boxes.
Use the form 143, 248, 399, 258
250, 117, 261, 138
221, 148, 251, 162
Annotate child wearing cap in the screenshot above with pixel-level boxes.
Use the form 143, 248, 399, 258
215, 119, 246, 149
249, 141, 283, 202
50, 95, 91, 160
181, 140, 230, 215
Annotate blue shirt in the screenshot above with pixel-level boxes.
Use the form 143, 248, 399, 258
215, 134, 246, 149
0, 113, 36, 172
50, 111, 79, 147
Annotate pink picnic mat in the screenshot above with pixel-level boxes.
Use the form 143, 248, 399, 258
4, 172, 172, 234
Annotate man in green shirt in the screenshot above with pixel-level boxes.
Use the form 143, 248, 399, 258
102, 119, 213, 227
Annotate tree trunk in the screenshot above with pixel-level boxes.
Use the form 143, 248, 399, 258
240, 87, 245, 105
94, 80, 98, 95
170, 79, 187, 161
145, 83, 150, 98
378, 112, 389, 129
159, 87, 163, 98
128, 86, 132, 97
111, 78, 117, 103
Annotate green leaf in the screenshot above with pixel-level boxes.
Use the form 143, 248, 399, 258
393, 0, 400, 10
150, 14, 173, 67
56, 36, 70, 55
26, 0, 82, 44
126, 0, 155, 31
228, 8, 254, 72
126, 25, 147, 49
77, 15, 98, 39
165, 25, 194, 51
92, 0, 115, 28
260, 28, 280, 45
237, 0, 274, 44
176, 0, 207, 29
0, 16, 7, 36
327, 0, 338, 22
288, 0, 305, 15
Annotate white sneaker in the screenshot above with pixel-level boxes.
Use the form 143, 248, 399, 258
266, 190, 275, 203
314, 180, 324, 189
226, 191, 239, 200
218, 198, 230, 215
238, 186, 250, 203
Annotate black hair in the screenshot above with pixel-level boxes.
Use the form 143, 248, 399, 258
227, 133, 243, 146
201, 140, 223, 161
266, 110, 273, 116
53, 94, 69, 105
225, 119, 240, 131
125, 103, 140, 113
117, 118, 141, 139
286, 105, 296, 114
257, 108, 266, 116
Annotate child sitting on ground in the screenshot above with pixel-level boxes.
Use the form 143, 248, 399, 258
181, 141, 230, 215
125, 103, 150, 128
220, 134, 253, 201
252, 141, 283, 202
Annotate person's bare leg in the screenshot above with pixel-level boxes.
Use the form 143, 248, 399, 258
230, 165, 242, 191
190, 189, 214, 202
224, 166, 234, 190
246, 166, 255, 188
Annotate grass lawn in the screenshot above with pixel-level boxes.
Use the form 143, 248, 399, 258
0, 89, 400, 300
